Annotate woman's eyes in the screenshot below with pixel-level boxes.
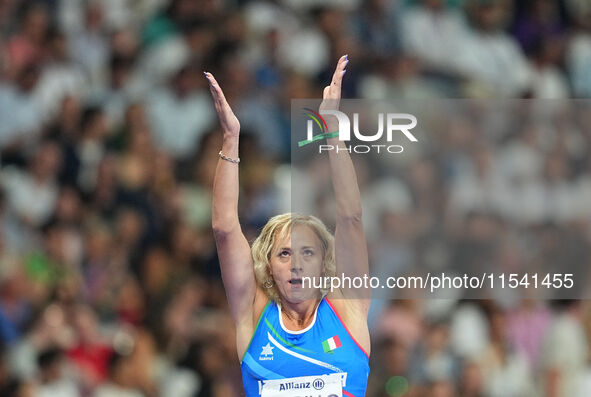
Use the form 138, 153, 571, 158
278, 249, 314, 257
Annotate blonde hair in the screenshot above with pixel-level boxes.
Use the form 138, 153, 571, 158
251, 213, 336, 302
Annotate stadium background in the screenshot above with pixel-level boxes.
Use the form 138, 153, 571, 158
2, 0, 591, 396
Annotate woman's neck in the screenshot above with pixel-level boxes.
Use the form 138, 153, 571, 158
280, 296, 322, 330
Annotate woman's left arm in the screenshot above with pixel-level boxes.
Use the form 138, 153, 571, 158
322, 56, 370, 309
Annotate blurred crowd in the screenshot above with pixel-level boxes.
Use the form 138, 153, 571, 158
2, 0, 591, 396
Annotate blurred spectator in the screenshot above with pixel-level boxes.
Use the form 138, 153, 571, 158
68, 2, 109, 94
506, 298, 551, 371
33, 28, 85, 122
457, 360, 485, 397
1, 141, 61, 227
178, 131, 219, 230
94, 352, 144, 397
146, 61, 215, 159
366, 336, 411, 397
0, 378, 36, 397
275, 7, 330, 76
6, 2, 49, 76
0, 64, 42, 154
540, 300, 589, 396
93, 54, 142, 131
66, 305, 112, 389
409, 319, 460, 388
528, 35, 569, 98
36, 347, 79, 397
352, 0, 402, 58
401, 0, 473, 78
449, 143, 511, 216
359, 53, 444, 99
566, 0, 591, 97
512, 0, 566, 54
462, 0, 533, 96
478, 304, 536, 396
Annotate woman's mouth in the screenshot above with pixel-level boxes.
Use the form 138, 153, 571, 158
289, 278, 303, 286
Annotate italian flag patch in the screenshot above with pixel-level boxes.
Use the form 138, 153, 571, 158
322, 335, 342, 353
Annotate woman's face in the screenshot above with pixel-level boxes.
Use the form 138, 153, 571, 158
269, 224, 324, 304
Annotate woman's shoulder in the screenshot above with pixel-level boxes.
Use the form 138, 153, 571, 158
253, 286, 272, 323
236, 287, 272, 361
324, 292, 371, 356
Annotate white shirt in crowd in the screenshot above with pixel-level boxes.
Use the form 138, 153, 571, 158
146, 88, 215, 159
0, 167, 58, 227
94, 384, 144, 397
0, 83, 42, 148
401, 6, 473, 75
37, 379, 80, 397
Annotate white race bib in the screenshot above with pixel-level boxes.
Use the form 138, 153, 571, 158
259, 373, 346, 397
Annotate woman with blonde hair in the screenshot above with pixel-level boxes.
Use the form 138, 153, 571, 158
205, 55, 370, 397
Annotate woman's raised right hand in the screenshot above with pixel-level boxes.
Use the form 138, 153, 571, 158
204, 72, 240, 138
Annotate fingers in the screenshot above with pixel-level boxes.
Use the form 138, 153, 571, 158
204, 71, 228, 110
204, 71, 240, 135
330, 54, 348, 89
323, 54, 348, 101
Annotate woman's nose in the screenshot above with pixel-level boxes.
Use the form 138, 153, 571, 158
291, 254, 303, 272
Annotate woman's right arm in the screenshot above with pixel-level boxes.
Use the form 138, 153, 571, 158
206, 72, 258, 330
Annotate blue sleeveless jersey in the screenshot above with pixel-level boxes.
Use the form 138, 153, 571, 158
240, 296, 370, 397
